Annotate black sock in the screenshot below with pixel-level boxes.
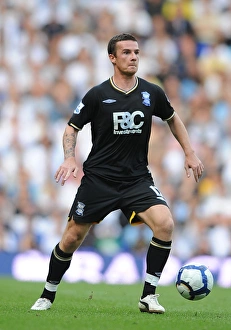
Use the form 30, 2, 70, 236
40, 244, 73, 302
142, 237, 171, 298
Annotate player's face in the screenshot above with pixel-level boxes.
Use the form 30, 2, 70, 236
109, 40, 140, 76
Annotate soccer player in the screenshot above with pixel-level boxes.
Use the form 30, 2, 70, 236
31, 33, 204, 313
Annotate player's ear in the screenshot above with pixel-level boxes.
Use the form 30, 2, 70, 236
109, 53, 116, 64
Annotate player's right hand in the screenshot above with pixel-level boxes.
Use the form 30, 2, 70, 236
55, 157, 78, 186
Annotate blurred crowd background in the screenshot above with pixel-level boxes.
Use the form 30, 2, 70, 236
0, 0, 231, 261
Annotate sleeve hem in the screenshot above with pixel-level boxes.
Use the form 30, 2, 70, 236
68, 122, 82, 131
163, 111, 175, 122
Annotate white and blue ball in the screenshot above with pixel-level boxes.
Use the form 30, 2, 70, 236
176, 264, 214, 301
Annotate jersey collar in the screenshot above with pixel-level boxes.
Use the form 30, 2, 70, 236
110, 76, 138, 94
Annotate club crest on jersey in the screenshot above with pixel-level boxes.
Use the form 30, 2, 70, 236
141, 91, 150, 106
75, 202, 85, 216
74, 101, 84, 114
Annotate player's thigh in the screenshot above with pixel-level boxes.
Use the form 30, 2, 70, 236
69, 174, 120, 223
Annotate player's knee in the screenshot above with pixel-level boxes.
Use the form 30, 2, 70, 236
61, 226, 88, 251
163, 216, 174, 235
155, 216, 174, 238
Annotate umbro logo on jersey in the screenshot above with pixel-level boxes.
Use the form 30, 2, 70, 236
103, 99, 117, 103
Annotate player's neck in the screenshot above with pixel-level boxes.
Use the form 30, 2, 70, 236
112, 75, 137, 92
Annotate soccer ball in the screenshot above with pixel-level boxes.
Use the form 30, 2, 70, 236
175, 264, 214, 301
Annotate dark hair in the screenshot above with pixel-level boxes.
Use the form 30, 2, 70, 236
107, 33, 138, 55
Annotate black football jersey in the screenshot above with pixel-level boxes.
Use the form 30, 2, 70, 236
68, 77, 175, 180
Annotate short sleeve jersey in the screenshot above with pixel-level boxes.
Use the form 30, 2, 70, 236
68, 77, 175, 180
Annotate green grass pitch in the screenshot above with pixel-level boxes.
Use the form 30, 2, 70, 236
0, 278, 230, 330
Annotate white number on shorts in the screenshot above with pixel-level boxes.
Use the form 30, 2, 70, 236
149, 185, 166, 202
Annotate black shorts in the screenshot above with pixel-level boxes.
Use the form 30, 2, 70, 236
68, 173, 169, 225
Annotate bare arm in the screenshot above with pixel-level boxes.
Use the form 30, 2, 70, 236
55, 125, 79, 186
167, 112, 204, 182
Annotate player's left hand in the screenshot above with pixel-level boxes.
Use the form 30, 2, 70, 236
184, 152, 204, 182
